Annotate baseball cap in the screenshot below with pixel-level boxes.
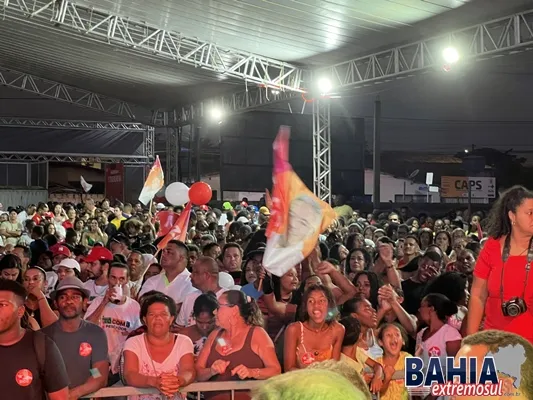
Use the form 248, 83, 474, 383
84, 247, 113, 263
156, 203, 166, 210
50, 276, 90, 300
50, 244, 71, 258
53, 258, 81, 273
259, 206, 270, 216
222, 202, 233, 211
237, 216, 250, 224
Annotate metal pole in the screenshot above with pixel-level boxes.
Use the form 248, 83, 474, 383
373, 98, 381, 209
195, 124, 201, 182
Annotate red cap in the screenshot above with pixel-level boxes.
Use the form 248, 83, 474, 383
44, 212, 54, 218
199, 205, 209, 211
50, 244, 71, 258
84, 247, 113, 263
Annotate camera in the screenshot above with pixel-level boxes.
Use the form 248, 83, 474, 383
501, 297, 527, 317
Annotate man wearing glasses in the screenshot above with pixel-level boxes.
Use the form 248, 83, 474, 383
42, 277, 109, 399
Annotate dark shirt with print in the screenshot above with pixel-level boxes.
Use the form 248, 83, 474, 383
0, 330, 68, 400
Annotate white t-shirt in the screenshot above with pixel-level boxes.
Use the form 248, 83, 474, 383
176, 287, 227, 327
85, 296, 141, 373
123, 333, 194, 400
84, 280, 109, 303
416, 324, 462, 399
138, 269, 195, 307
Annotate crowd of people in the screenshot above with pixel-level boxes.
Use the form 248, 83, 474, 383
1, 186, 533, 400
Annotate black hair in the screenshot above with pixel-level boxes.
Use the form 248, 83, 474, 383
424, 272, 468, 305
341, 297, 369, 318
223, 290, 263, 327
222, 242, 243, 257
0, 254, 23, 283
486, 185, 533, 238
187, 244, 200, 253
346, 247, 372, 272
167, 240, 190, 258
14, 245, 31, 260
434, 230, 453, 255
193, 292, 218, 317
299, 284, 337, 324
202, 242, 220, 254
328, 243, 344, 263
0, 279, 27, 304
108, 262, 129, 278
140, 293, 177, 321
339, 316, 361, 346
351, 270, 382, 310
423, 293, 458, 322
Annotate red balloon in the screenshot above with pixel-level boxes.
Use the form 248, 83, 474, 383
189, 182, 212, 205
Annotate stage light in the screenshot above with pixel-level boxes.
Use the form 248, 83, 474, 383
442, 47, 459, 64
210, 108, 224, 123
317, 77, 332, 95
271, 89, 280, 95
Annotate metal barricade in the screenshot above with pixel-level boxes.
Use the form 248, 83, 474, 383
82, 380, 262, 399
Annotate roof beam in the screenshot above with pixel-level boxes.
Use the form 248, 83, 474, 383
0, 118, 146, 131
0, 151, 148, 165
0, 67, 136, 120
316, 8, 533, 91
177, 8, 533, 121
1, 0, 308, 92
174, 86, 300, 125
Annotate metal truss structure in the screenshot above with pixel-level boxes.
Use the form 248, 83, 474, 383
0, 67, 135, 119
312, 99, 331, 204
2, 0, 307, 92
165, 127, 180, 183
316, 9, 533, 90
0, 117, 145, 131
179, 86, 299, 125
0, 151, 149, 164
144, 126, 155, 161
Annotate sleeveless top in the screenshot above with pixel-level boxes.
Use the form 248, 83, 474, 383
204, 327, 264, 400
295, 322, 333, 368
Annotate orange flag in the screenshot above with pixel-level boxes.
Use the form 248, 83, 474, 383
139, 155, 164, 205
265, 188, 273, 209
263, 126, 336, 277
157, 203, 192, 249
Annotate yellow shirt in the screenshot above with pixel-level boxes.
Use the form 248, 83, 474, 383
376, 351, 410, 400
340, 346, 372, 374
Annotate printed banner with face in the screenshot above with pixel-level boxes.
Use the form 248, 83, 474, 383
263, 126, 336, 277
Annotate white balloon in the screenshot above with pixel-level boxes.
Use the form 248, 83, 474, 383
165, 182, 189, 206
218, 272, 235, 289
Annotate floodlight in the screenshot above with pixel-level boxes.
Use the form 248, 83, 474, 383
442, 47, 459, 64
210, 108, 224, 122
317, 77, 332, 95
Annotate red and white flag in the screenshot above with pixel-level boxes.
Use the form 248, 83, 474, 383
157, 203, 192, 249
139, 156, 164, 205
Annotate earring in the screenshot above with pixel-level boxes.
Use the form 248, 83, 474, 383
512, 221, 516, 225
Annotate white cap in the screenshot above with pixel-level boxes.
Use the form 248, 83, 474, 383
53, 258, 81, 273
156, 203, 165, 210
237, 216, 249, 224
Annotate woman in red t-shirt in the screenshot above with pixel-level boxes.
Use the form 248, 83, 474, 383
467, 186, 533, 344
